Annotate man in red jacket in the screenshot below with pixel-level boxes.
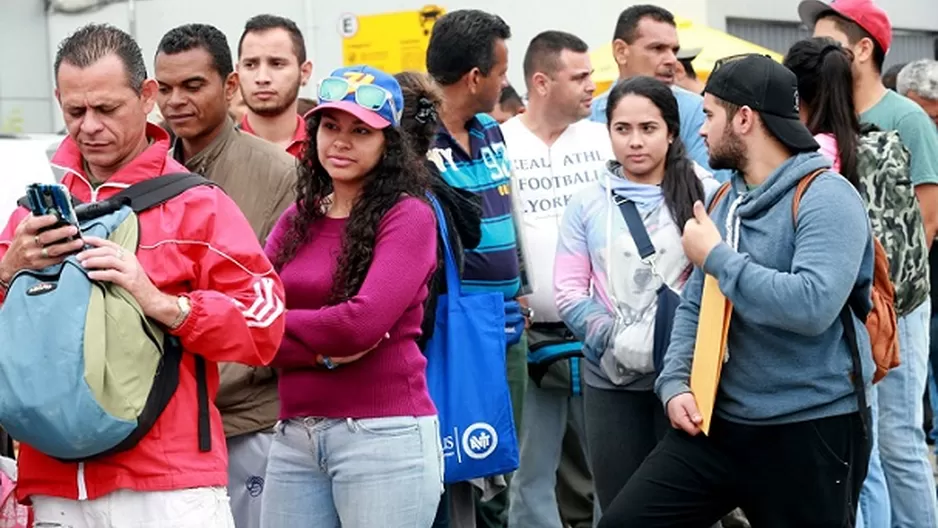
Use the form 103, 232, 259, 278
0, 23, 286, 527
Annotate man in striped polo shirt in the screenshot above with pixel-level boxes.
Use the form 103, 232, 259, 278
427, 9, 527, 528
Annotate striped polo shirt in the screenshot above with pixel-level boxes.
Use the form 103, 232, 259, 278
428, 113, 521, 298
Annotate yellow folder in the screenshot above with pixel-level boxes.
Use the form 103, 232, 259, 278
690, 274, 733, 435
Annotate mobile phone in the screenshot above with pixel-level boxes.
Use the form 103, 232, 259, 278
25, 183, 81, 241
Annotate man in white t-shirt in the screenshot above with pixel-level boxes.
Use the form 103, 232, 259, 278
503, 30, 612, 528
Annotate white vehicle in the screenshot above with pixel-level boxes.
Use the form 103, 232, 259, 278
0, 134, 65, 223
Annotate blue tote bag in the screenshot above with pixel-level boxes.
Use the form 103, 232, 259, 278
425, 195, 520, 483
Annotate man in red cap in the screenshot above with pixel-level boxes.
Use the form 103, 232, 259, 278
800, 1, 938, 527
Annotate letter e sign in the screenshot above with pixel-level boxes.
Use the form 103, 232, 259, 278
338, 13, 359, 38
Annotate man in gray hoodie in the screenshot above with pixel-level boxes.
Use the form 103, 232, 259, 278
597, 54, 875, 527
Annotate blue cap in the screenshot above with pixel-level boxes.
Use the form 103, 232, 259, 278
311, 65, 404, 129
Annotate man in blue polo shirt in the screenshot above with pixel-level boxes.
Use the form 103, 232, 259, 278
427, 9, 526, 528
591, 5, 727, 181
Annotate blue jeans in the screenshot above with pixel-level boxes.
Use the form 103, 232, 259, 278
856, 385, 891, 528
260, 416, 443, 528
876, 302, 938, 527
507, 383, 599, 528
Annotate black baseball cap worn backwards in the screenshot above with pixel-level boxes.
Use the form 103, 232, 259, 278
704, 54, 820, 153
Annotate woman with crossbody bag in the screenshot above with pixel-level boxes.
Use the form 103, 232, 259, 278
554, 77, 719, 510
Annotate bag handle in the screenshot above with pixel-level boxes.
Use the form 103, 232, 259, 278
426, 193, 462, 297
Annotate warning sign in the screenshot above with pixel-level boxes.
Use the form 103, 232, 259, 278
340, 5, 446, 73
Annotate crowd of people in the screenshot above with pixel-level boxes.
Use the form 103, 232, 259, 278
0, 0, 937, 527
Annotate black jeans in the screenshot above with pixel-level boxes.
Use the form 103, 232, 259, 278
584, 385, 669, 511
598, 411, 871, 528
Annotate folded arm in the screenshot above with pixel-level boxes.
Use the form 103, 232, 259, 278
273, 198, 438, 362
171, 192, 286, 366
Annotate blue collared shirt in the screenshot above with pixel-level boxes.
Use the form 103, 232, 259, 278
428, 113, 521, 298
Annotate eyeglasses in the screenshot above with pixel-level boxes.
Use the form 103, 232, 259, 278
318, 76, 398, 120
711, 53, 774, 73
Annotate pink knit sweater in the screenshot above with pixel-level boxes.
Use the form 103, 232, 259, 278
264, 197, 438, 419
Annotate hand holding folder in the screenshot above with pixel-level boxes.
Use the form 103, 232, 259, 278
689, 274, 733, 435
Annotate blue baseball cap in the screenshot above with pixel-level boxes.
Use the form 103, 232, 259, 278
311, 65, 404, 129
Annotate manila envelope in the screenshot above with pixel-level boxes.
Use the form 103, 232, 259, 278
690, 274, 732, 436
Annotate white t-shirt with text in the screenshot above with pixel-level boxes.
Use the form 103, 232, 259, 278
501, 117, 614, 323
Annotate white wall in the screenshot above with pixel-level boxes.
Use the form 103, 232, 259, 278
0, 1, 55, 133
708, 0, 938, 31
6, 0, 936, 133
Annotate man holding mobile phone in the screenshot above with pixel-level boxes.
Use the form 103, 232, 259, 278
0, 24, 285, 527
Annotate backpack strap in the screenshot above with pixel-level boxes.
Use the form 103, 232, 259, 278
113, 173, 215, 453
110, 173, 216, 213
840, 307, 870, 439
707, 182, 732, 214
790, 168, 827, 225
792, 168, 870, 438
194, 355, 211, 452
20, 173, 217, 220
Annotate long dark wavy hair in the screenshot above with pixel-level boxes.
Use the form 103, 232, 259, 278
605, 76, 704, 230
784, 37, 860, 188
274, 111, 430, 302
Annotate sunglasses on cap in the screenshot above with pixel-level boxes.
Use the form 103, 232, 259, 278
318, 76, 399, 118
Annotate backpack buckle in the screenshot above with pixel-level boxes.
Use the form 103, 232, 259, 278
644, 254, 664, 282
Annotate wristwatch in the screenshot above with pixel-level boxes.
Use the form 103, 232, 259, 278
321, 357, 338, 370
521, 306, 534, 320
169, 295, 191, 330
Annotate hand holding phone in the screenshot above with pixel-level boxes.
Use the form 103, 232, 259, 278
25, 183, 81, 242
0, 214, 84, 284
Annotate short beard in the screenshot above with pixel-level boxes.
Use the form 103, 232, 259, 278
245, 80, 301, 118
708, 128, 747, 172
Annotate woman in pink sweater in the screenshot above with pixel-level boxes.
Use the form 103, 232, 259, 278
260, 65, 441, 528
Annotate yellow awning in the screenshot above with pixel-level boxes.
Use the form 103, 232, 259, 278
591, 16, 784, 92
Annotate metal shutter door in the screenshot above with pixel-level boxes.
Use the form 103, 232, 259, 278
726, 18, 937, 70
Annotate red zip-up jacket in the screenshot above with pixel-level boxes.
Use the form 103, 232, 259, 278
0, 124, 285, 502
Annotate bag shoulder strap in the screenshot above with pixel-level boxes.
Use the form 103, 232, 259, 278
194, 355, 211, 452
612, 194, 655, 261
426, 192, 461, 295
112, 173, 215, 213
16, 173, 216, 215
840, 308, 870, 439
791, 168, 827, 227
798, 164, 870, 439
707, 182, 732, 214
117, 174, 215, 455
